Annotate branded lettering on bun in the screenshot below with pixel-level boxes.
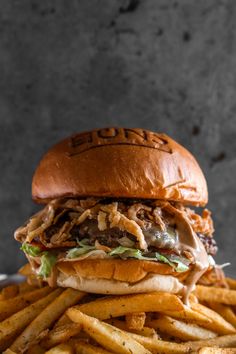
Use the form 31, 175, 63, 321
15, 128, 218, 304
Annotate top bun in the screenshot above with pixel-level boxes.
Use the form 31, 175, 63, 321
32, 127, 208, 206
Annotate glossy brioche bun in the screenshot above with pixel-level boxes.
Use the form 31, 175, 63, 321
32, 127, 208, 206
55, 259, 187, 294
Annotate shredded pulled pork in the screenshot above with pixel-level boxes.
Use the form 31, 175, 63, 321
15, 198, 216, 256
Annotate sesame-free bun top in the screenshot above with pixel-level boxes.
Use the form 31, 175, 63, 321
32, 127, 208, 206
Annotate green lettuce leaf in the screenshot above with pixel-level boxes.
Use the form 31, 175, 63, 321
21, 243, 42, 257
67, 240, 96, 259
109, 246, 189, 272
109, 246, 151, 259
38, 253, 57, 278
165, 254, 190, 272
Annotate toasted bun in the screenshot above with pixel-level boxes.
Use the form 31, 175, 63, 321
32, 127, 208, 206
56, 259, 186, 294
57, 272, 184, 294
56, 259, 184, 283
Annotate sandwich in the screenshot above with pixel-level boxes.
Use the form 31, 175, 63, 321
15, 127, 218, 303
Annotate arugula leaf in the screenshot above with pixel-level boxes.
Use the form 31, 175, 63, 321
38, 253, 57, 278
21, 243, 42, 257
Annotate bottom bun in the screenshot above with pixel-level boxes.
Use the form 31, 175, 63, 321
56, 271, 184, 294
56, 258, 181, 283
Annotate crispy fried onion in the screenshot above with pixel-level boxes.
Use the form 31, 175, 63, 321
175, 204, 214, 236
97, 211, 107, 231
101, 203, 147, 250
127, 204, 151, 228
25, 203, 56, 243
15, 198, 214, 252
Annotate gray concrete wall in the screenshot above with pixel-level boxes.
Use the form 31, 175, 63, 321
0, 0, 236, 276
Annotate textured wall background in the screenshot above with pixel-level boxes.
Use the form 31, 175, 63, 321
0, 0, 236, 276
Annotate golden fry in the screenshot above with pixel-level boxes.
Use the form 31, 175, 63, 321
27, 344, 45, 354
199, 347, 236, 353
45, 342, 74, 354
74, 292, 184, 320
125, 312, 146, 330
0, 286, 53, 321
208, 302, 236, 328
1, 285, 19, 300
74, 341, 113, 354
18, 263, 32, 276
67, 309, 151, 354
54, 314, 72, 329
10, 289, 86, 352
128, 333, 189, 353
18, 282, 37, 294
0, 289, 62, 352
226, 278, 236, 291
161, 304, 211, 325
186, 334, 236, 351
146, 315, 217, 341
191, 302, 236, 335
41, 323, 81, 349
195, 285, 236, 305
107, 319, 158, 338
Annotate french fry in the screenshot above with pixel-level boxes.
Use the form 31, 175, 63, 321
18, 263, 32, 276
107, 319, 158, 338
67, 309, 152, 354
186, 334, 236, 351
1, 285, 19, 300
226, 278, 236, 290
74, 292, 184, 320
195, 285, 236, 305
74, 341, 114, 354
41, 323, 81, 349
54, 314, 72, 329
27, 274, 45, 288
189, 293, 199, 303
128, 333, 190, 353
0, 286, 53, 321
2, 350, 17, 354
45, 342, 74, 354
146, 315, 217, 341
161, 304, 211, 325
191, 302, 236, 335
18, 282, 37, 294
199, 348, 236, 353
10, 289, 86, 352
27, 344, 45, 354
125, 312, 146, 330
0, 289, 62, 352
208, 302, 236, 328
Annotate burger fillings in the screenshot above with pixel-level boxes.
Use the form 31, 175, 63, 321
14, 128, 219, 303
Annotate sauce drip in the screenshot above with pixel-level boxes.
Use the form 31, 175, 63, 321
165, 204, 209, 305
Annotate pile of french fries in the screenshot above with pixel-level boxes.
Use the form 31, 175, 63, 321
1, 273, 236, 353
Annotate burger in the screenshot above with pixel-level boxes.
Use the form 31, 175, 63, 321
15, 127, 218, 303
